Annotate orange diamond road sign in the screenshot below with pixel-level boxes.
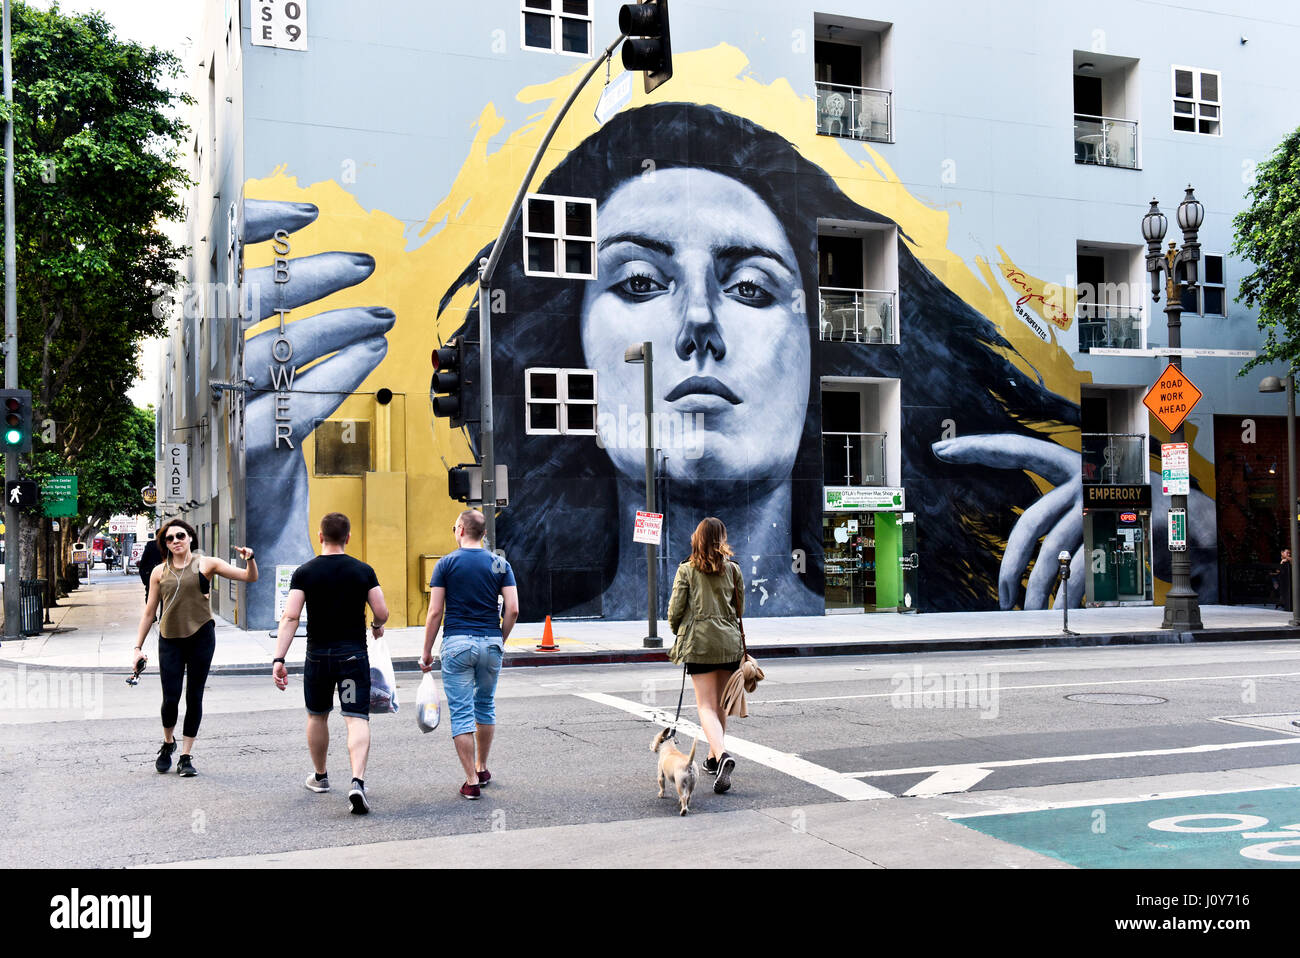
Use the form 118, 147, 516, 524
1143, 363, 1203, 434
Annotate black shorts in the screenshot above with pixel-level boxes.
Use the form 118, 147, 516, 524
304, 645, 371, 719
686, 660, 741, 676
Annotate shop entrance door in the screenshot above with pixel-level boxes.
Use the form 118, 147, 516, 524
823, 513, 875, 611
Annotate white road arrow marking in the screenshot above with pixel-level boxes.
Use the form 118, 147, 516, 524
903, 766, 995, 797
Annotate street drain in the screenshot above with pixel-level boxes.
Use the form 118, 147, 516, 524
1065, 692, 1168, 705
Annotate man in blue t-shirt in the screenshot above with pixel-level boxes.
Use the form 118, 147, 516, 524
419, 509, 519, 799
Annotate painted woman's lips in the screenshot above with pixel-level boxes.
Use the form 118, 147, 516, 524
666, 376, 742, 404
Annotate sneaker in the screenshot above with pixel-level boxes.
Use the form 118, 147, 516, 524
714, 753, 735, 794
176, 754, 197, 777
459, 782, 481, 800
155, 741, 176, 774
702, 755, 719, 776
476, 769, 491, 787
305, 773, 330, 793
348, 782, 370, 815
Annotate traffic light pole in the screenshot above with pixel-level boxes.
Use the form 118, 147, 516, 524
3, 0, 19, 642
474, 30, 627, 553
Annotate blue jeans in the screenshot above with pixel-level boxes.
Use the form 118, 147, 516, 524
441, 634, 504, 736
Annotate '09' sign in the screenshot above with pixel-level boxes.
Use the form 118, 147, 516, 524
252, 1, 308, 51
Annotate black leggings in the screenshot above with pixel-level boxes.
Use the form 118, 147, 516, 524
159, 620, 216, 738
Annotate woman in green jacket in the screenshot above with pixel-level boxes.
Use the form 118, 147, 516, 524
668, 517, 745, 793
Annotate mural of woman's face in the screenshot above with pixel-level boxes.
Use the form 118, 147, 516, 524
581, 168, 810, 484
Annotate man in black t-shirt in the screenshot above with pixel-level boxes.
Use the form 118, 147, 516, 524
272, 512, 388, 815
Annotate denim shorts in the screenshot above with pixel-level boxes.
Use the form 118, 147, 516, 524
304, 645, 370, 720
440, 634, 504, 736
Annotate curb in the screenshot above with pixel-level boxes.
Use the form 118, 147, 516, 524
5, 625, 1294, 675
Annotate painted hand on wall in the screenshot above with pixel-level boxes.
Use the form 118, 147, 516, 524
242, 199, 395, 570
933, 435, 1084, 609
933, 435, 1216, 609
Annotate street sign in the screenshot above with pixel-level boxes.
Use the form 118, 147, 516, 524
1143, 364, 1203, 434
1161, 442, 1190, 495
163, 443, 189, 503
42, 475, 77, 517
1169, 507, 1187, 551
141, 484, 157, 507
633, 511, 663, 545
594, 71, 633, 125
5, 479, 39, 511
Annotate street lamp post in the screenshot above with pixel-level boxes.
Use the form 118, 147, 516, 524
1258, 373, 1300, 626
624, 342, 661, 648
1142, 186, 1205, 631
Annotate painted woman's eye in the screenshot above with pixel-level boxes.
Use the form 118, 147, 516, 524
613, 272, 668, 299
726, 279, 774, 307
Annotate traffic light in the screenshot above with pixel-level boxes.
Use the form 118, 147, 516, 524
431, 337, 466, 430
0, 389, 32, 454
619, 0, 672, 93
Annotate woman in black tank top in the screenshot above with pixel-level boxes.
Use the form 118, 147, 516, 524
132, 518, 260, 776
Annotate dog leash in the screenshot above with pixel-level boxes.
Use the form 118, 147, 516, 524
665, 662, 687, 741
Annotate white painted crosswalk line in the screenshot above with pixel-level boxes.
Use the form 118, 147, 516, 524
575, 690, 892, 801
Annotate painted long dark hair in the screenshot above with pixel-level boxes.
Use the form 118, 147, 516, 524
438, 103, 1078, 616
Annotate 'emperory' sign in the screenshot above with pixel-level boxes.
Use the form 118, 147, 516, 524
1143, 364, 1203, 434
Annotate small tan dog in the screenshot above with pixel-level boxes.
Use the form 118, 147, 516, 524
651, 728, 700, 815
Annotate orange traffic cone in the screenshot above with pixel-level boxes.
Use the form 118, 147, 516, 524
536, 615, 560, 652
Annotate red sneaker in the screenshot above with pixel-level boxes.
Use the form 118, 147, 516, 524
476, 769, 491, 787
460, 782, 481, 800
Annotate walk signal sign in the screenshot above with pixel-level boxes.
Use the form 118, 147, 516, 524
0, 389, 32, 453
5, 479, 39, 511
1143, 364, 1203, 434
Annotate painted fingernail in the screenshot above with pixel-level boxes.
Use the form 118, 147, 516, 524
349, 253, 375, 269
369, 307, 395, 319
293, 202, 318, 215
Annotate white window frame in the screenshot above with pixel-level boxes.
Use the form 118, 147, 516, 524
523, 192, 597, 280
1191, 253, 1227, 317
525, 368, 598, 436
1172, 65, 1222, 137
520, 0, 592, 58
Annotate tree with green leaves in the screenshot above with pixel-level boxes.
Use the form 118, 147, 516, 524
0, 1, 190, 595
1233, 125, 1300, 375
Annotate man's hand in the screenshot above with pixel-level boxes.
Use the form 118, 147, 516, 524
371, 623, 385, 640
273, 661, 289, 690
418, 654, 435, 673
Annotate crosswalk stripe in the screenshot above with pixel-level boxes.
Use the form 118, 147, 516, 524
574, 690, 892, 801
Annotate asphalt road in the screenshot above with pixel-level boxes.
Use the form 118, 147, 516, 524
4, 639, 1300, 868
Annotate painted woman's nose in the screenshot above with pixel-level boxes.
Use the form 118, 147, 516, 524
674, 280, 726, 362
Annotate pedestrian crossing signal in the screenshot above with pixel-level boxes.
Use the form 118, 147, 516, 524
0, 389, 32, 454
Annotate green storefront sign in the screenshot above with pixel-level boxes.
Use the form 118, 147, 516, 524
824, 486, 905, 512
42, 475, 78, 517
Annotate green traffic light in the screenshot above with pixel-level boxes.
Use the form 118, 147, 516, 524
4, 429, 20, 445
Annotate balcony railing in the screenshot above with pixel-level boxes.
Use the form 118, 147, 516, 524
816, 81, 892, 142
1073, 114, 1139, 169
823, 431, 887, 487
1078, 303, 1143, 352
819, 288, 896, 343
1082, 433, 1147, 485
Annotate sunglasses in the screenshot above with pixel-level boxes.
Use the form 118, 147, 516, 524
165, 531, 188, 542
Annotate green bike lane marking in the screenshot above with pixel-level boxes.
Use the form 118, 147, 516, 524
950, 786, 1300, 868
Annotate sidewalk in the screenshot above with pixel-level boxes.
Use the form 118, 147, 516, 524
2, 568, 1296, 674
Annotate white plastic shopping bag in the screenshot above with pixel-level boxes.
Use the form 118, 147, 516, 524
368, 635, 399, 713
416, 672, 441, 733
